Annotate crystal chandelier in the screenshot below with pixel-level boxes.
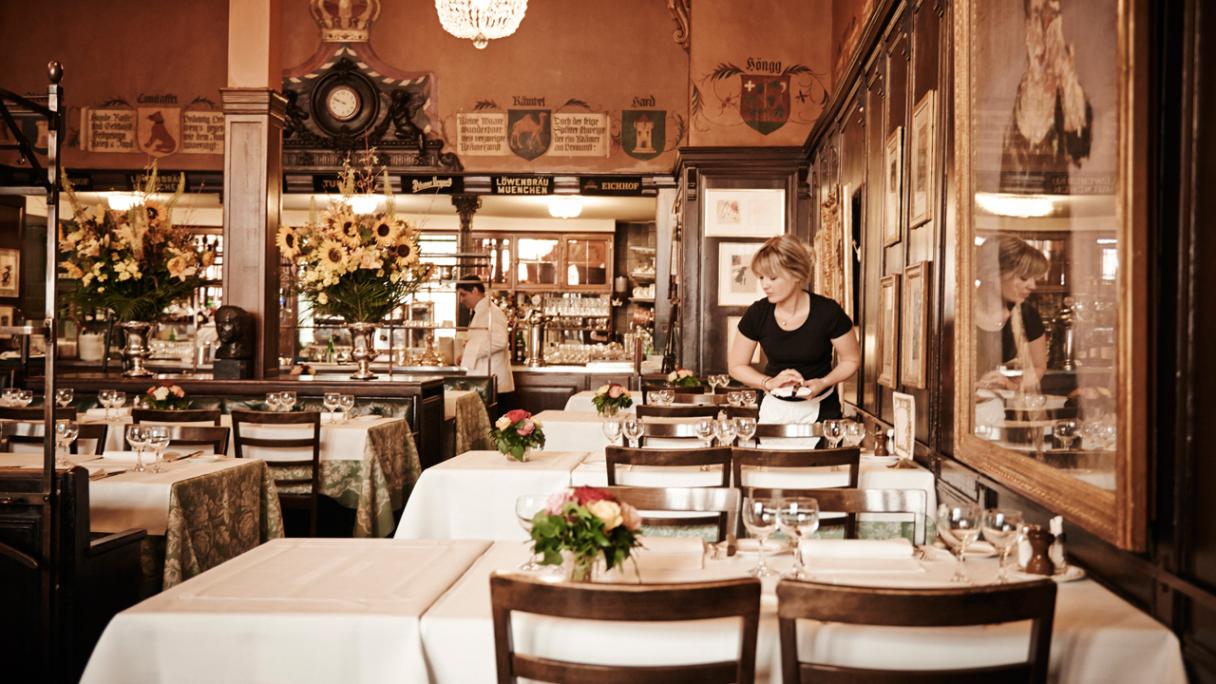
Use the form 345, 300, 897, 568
435, 0, 528, 49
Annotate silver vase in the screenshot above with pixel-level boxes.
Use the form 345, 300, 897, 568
119, 321, 155, 377
348, 322, 378, 380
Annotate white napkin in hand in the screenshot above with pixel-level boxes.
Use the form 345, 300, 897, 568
633, 536, 705, 571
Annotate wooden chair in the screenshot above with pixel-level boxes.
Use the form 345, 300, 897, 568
125, 425, 229, 456
637, 404, 720, 419
603, 485, 740, 549
731, 446, 861, 537
0, 406, 75, 421
754, 423, 824, 439
491, 573, 761, 684
722, 406, 760, 420
642, 383, 705, 402
131, 408, 222, 426
0, 466, 146, 681
606, 446, 732, 536
745, 487, 929, 545
231, 410, 321, 536
2, 422, 108, 456
672, 389, 763, 406
776, 579, 1058, 683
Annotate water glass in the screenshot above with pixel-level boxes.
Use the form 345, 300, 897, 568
742, 391, 758, 409
937, 503, 982, 584
843, 421, 867, 448
742, 496, 781, 577
97, 389, 115, 420
694, 417, 714, 447
145, 425, 171, 473
727, 391, 743, 408
266, 392, 284, 412
654, 389, 673, 405
821, 419, 844, 449
713, 418, 737, 447
110, 391, 126, 416
54, 420, 79, 468
17, 389, 32, 407
981, 509, 1024, 583
54, 388, 74, 409
515, 494, 548, 571
279, 391, 297, 412
1, 387, 18, 406
126, 425, 149, 473
621, 415, 643, 448
601, 415, 623, 446
778, 498, 820, 579
323, 392, 341, 423
734, 416, 757, 446
339, 394, 356, 422
1053, 419, 1079, 450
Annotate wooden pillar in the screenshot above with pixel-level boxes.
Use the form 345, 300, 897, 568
222, 0, 283, 378
452, 193, 481, 256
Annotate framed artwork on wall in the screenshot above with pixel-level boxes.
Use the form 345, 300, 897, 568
900, 261, 931, 388
703, 188, 785, 238
0, 305, 13, 338
892, 391, 915, 460
878, 273, 900, 388
717, 241, 765, 306
0, 248, 19, 297
883, 127, 903, 246
909, 90, 936, 227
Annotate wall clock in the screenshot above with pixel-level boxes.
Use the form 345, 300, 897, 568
326, 85, 361, 122
310, 71, 379, 137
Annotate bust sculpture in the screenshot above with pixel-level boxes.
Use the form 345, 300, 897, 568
215, 305, 253, 360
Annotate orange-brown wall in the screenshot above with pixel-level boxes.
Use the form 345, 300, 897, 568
831, 0, 876, 83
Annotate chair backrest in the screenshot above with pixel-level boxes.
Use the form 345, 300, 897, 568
746, 486, 928, 545
131, 408, 222, 426
491, 573, 760, 684
3, 422, 108, 456
754, 423, 824, 438
637, 404, 720, 419
126, 425, 229, 456
637, 420, 703, 448
231, 410, 322, 535
603, 485, 740, 550
722, 406, 760, 420
731, 446, 861, 489
606, 445, 732, 487
776, 579, 1057, 683
670, 392, 729, 405
0, 406, 75, 422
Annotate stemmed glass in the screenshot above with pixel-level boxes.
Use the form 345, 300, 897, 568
734, 416, 757, 447
514, 494, 548, 571
145, 425, 170, 473
0, 388, 17, 406
713, 417, 737, 447
778, 498, 820, 579
652, 389, 673, 406
1053, 419, 1079, 451
339, 394, 356, 422
742, 495, 781, 577
54, 420, 79, 468
843, 421, 867, 449
621, 415, 643, 448
17, 389, 32, 407
694, 417, 714, 447
54, 388, 74, 409
937, 503, 982, 584
981, 509, 1024, 583
266, 392, 284, 412
727, 391, 743, 408
323, 392, 341, 423
821, 419, 844, 449
279, 391, 297, 412
600, 415, 623, 446
126, 425, 149, 473
97, 389, 113, 420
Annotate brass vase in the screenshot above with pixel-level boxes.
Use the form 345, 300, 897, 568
119, 321, 155, 377
348, 322, 378, 380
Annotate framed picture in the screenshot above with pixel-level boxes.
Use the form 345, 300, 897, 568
0, 249, 19, 297
900, 261, 931, 388
725, 315, 762, 365
0, 305, 13, 338
877, 273, 900, 388
892, 391, 915, 459
909, 90, 936, 227
703, 188, 785, 238
717, 241, 765, 306
883, 127, 903, 246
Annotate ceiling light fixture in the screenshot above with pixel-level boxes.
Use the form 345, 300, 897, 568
974, 192, 1056, 218
435, 0, 528, 49
548, 196, 583, 219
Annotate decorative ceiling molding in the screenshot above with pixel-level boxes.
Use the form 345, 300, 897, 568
310, 0, 381, 43
666, 0, 691, 53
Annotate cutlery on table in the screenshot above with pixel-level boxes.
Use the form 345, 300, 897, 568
166, 449, 205, 462
89, 468, 126, 480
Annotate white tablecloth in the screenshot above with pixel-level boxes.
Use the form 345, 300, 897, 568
564, 391, 636, 414
418, 541, 1187, 684
394, 450, 590, 540
81, 538, 491, 684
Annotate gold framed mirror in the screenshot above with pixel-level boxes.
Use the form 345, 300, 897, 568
953, 0, 1147, 550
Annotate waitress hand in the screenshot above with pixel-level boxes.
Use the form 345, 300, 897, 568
801, 377, 829, 396
769, 369, 804, 388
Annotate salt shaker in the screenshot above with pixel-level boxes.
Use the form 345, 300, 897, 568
1049, 515, 1067, 569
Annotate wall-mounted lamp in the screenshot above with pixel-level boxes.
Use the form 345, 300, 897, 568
349, 194, 384, 215
547, 195, 583, 219
106, 192, 143, 211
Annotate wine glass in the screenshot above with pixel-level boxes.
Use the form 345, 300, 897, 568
1053, 419, 1079, 450
54, 420, 79, 468
17, 389, 33, 407
743, 391, 758, 409
821, 419, 844, 449
323, 392, 341, 423
727, 391, 743, 408
778, 498, 820, 579
279, 391, 297, 412
713, 417, 737, 447
110, 391, 126, 416
600, 415, 623, 446
145, 425, 171, 473
982, 509, 1024, 583
742, 495, 781, 577
843, 421, 867, 448
97, 389, 115, 421
126, 425, 149, 473
339, 394, 356, 422
1, 388, 17, 407
937, 503, 982, 584
515, 494, 548, 571
54, 388, 74, 409
734, 416, 757, 447
621, 415, 643, 448
265, 392, 283, 412
694, 417, 714, 447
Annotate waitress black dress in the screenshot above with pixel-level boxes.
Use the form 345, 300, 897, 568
737, 292, 854, 421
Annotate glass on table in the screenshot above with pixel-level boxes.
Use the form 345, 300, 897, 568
339, 394, 356, 422
621, 415, 643, 448
821, 419, 844, 449
322, 392, 341, 423
733, 416, 757, 446
97, 389, 114, 420
742, 391, 758, 409
600, 414, 623, 446
1053, 418, 1079, 450
514, 494, 548, 571
54, 388, 74, 409
145, 425, 171, 473
981, 508, 1024, 583
937, 503, 982, 584
54, 419, 79, 468
842, 420, 867, 449
110, 391, 126, 416
727, 391, 743, 408
694, 417, 714, 447
126, 425, 149, 473
266, 392, 283, 412
279, 391, 297, 412
778, 497, 820, 579
742, 495, 781, 577
713, 417, 737, 447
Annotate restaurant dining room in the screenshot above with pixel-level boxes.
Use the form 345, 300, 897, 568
0, 0, 1213, 681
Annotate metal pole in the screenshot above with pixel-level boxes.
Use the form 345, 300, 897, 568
42, 61, 64, 483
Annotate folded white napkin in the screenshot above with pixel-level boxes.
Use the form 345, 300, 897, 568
85, 407, 131, 418
799, 538, 914, 560
632, 536, 705, 570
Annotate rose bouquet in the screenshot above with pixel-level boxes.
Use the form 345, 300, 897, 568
666, 368, 701, 388
530, 486, 643, 581
491, 409, 546, 462
142, 382, 189, 410
590, 383, 633, 417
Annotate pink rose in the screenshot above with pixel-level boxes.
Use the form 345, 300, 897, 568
546, 491, 570, 515
171, 386, 185, 398
570, 486, 613, 506
607, 384, 624, 399
504, 409, 530, 424
516, 420, 535, 437
620, 502, 642, 531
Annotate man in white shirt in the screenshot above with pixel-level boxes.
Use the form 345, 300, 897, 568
456, 275, 515, 399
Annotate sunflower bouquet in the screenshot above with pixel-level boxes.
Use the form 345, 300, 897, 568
59, 167, 210, 322
276, 155, 432, 322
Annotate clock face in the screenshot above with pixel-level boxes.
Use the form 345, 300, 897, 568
326, 85, 361, 122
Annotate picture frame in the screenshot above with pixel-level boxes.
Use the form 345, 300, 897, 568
0, 248, 19, 297
0, 305, 13, 338
716, 241, 766, 306
900, 261, 931, 388
877, 273, 900, 388
883, 127, 903, 247
909, 90, 936, 227
703, 188, 785, 238
892, 391, 915, 460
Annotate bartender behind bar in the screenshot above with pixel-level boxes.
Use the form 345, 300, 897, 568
456, 275, 515, 408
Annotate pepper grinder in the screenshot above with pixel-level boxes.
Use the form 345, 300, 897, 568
872, 426, 890, 456
1024, 524, 1056, 576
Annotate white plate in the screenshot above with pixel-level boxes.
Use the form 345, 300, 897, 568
735, 538, 792, 555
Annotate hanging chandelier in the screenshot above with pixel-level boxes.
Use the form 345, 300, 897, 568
435, 0, 528, 49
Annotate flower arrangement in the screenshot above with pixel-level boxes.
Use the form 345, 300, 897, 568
491, 409, 546, 461
666, 368, 701, 388
276, 152, 433, 323
143, 382, 189, 410
531, 486, 643, 581
590, 383, 633, 417
60, 167, 211, 322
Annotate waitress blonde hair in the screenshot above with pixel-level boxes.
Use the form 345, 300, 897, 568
750, 234, 815, 287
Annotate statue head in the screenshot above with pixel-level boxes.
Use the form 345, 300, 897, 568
214, 305, 252, 359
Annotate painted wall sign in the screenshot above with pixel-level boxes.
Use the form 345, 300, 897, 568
456, 112, 508, 156
181, 110, 224, 154
491, 175, 552, 195
507, 109, 551, 160
621, 110, 666, 160
400, 174, 464, 194
579, 176, 644, 196
551, 112, 609, 157
81, 108, 137, 153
